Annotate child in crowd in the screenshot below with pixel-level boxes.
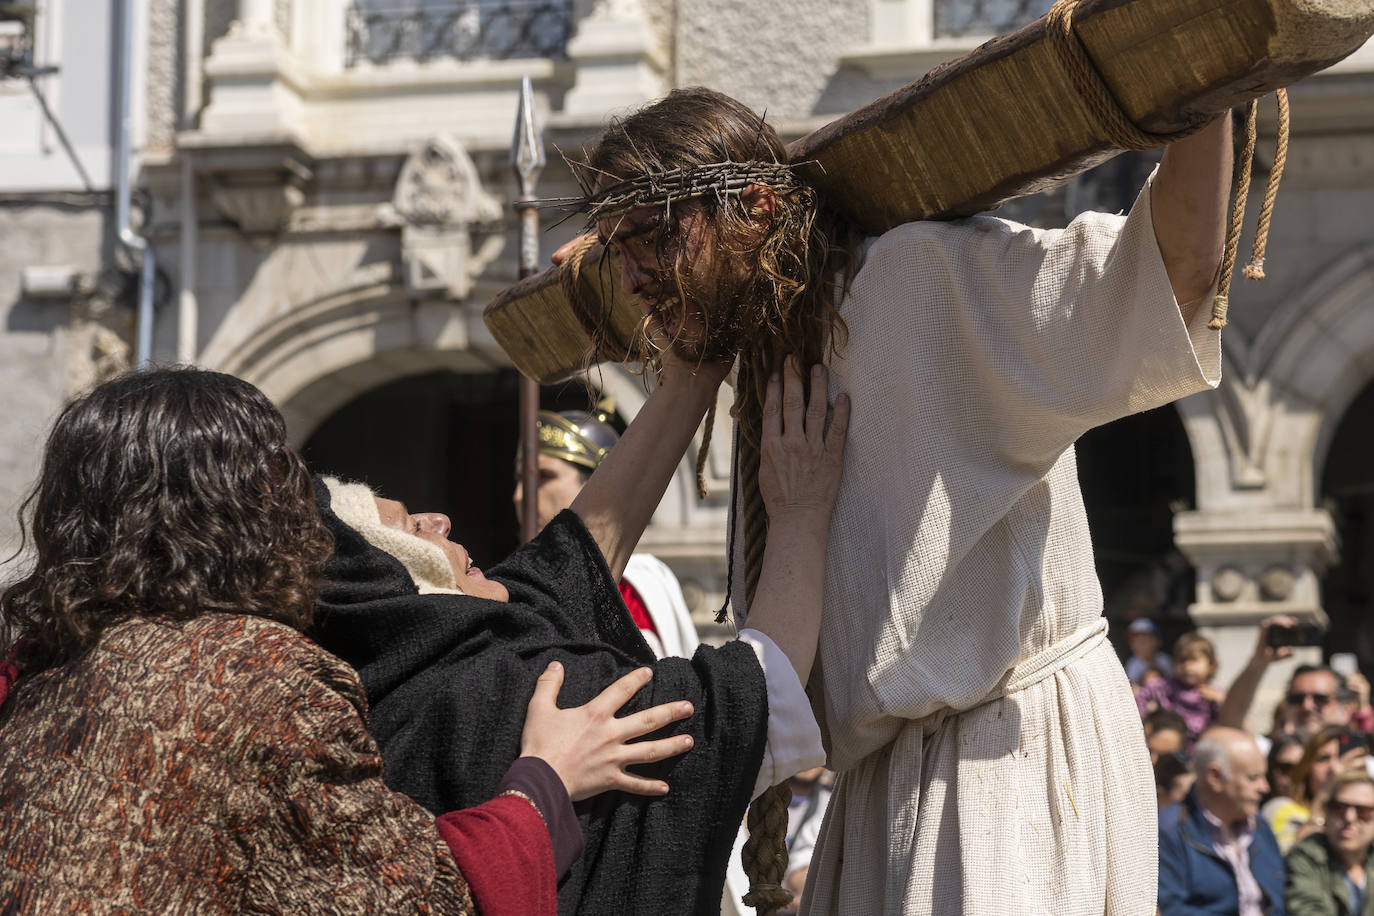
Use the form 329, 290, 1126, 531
1154, 752, 1194, 811
1125, 618, 1173, 685
1136, 632, 1224, 744
1143, 709, 1190, 764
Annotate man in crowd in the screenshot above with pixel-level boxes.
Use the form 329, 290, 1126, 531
1217, 616, 1368, 749
1159, 727, 1286, 914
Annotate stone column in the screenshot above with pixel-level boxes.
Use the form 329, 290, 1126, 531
198, 0, 300, 138
1175, 506, 1337, 733
562, 0, 667, 118
240, 0, 274, 31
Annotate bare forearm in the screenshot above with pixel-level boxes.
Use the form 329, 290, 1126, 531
1151, 114, 1233, 311
741, 515, 829, 686
1216, 657, 1267, 730
571, 369, 720, 579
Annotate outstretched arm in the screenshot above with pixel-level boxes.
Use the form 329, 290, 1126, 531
1215, 615, 1295, 730
570, 359, 727, 580
1151, 114, 1233, 318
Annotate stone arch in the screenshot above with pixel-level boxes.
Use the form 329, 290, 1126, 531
1254, 245, 1374, 507
198, 269, 513, 447
1173, 246, 1374, 512
198, 267, 733, 532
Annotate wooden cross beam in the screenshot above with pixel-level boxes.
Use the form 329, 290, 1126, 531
485, 0, 1374, 384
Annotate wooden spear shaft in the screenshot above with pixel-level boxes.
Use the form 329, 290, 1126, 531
512, 75, 545, 544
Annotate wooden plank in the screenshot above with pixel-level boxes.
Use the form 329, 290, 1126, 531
484, 246, 643, 383
795, 0, 1374, 232
486, 0, 1374, 383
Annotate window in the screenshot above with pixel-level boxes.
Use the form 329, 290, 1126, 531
344, 0, 573, 66
0, 3, 37, 77
933, 0, 1052, 38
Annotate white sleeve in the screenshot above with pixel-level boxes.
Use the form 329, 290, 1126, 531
737, 628, 826, 801
950, 166, 1221, 467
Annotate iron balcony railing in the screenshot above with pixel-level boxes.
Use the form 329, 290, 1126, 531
345, 0, 573, 66
933, 0, 1052, 38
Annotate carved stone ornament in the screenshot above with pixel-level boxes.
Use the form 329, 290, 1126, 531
212, 184, 305, 236
1260, 565, 1297, 601
1212, 566, 1247, 602
381, 136, 504, 300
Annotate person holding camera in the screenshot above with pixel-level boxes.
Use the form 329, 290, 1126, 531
1216, 617, 1358, 747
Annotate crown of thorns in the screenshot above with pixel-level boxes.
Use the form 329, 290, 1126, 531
537, 160, 804, 224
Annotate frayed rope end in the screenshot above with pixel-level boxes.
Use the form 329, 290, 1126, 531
1243, 260, 1266, 280
1208, 294, 1229, 331
742, 884, 794, 914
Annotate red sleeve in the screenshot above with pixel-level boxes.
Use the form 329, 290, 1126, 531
436, 794, 556, 916
618, 579, 659, 636
0, 645, 19, 711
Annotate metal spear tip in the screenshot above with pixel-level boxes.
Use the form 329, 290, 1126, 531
511, 74, 545, 192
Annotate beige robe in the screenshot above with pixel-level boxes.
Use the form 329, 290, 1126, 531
734, 171, 1221, 915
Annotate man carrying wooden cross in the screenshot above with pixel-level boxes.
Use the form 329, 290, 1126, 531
550, 82, 1230, 914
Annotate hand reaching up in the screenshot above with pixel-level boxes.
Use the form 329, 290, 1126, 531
521, 662, 694, 802
759, 356, 850, 524
741, 356, 850, 686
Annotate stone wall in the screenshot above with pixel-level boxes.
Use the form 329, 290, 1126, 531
146, 0, 183, 154
676, 0, 867, 120
0, 207, 119, 558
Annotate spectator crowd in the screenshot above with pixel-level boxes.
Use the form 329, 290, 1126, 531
1132, 614, 1374, 914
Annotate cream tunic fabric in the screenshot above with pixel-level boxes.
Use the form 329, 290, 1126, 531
733, 173, 1221, 915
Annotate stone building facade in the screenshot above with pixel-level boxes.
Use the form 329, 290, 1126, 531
2, 0, 1374, 718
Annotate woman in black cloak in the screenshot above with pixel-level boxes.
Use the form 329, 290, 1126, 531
312, 357, 848, 915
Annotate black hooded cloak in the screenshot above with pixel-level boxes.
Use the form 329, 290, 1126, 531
311, 483, 768, 915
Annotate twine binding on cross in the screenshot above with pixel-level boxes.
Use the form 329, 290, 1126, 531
1044, 0, 1289, 331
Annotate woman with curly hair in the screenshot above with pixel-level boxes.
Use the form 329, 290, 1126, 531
0, 367, 694, 916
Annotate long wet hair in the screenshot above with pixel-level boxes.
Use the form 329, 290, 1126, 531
1, 368, 332, 670
582, 87, 857, 441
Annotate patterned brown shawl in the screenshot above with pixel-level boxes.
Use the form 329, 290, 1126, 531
0, 614, 474, 915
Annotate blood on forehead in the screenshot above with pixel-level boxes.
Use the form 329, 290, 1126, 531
595, 208, 662, 247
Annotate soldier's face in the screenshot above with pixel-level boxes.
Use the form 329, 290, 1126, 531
513, 454, 586, 534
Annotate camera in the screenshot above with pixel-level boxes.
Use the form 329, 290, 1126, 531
1266, 622, 1325, 648
1338, 729, 1365, 756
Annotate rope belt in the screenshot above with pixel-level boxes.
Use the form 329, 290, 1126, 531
920, 618, 1110, 738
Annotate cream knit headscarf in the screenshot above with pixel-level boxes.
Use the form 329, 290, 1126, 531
320, 476, 463, 595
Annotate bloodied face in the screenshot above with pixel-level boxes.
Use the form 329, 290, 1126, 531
594, 189, 774, 365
